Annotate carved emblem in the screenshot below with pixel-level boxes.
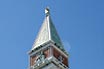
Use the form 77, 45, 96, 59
58, 55, 64, 63
34, 51, 45, 64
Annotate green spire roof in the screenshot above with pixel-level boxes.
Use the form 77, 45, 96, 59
32, 8, 65, 51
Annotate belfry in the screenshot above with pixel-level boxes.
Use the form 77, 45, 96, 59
28, 7, 69, 69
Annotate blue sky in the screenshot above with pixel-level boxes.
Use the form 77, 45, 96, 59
0, 0, 104, 69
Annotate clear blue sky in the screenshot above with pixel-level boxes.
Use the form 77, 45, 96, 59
0, 0, 104, 69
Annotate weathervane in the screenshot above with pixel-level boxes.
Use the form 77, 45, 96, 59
45, 7, 50, 16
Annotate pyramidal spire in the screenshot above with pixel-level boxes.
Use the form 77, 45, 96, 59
32, 7, 65, 52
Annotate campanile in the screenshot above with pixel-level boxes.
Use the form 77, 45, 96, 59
28, 7, 69, 69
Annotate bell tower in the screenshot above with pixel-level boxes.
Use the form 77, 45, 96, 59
28, 7, 69, 69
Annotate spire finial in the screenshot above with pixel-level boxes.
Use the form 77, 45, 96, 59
45, 7, 50, 16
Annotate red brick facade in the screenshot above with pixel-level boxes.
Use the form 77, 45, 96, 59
53, 47, 69, 67
30, 46, 68, 67
30, 55, 37, 66
30, 48, 50, 66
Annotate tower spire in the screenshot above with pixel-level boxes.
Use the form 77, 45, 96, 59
31, 7, 67, 54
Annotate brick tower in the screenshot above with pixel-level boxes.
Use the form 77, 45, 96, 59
28, 7, 69, 69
